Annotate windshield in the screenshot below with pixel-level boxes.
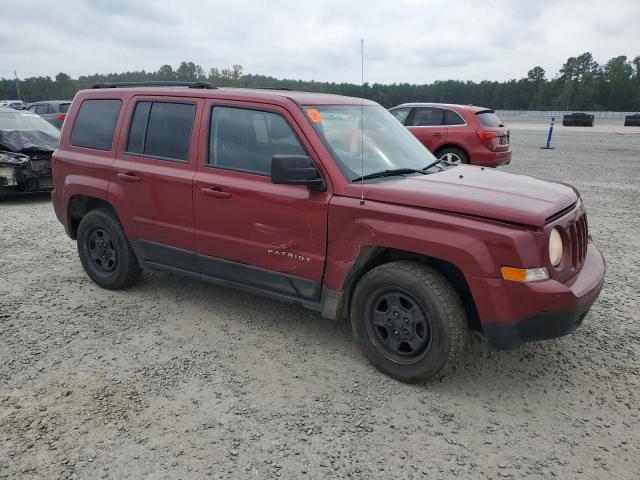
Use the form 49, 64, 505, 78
0, 110, 61, 136
304, 105, 437, 181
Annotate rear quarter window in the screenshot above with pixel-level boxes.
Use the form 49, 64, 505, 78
59, 103, 71, 113
70, 99, 122, 151
476, 111, 504, 127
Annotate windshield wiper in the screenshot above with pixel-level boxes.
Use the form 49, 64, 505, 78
352, 168, 427, 182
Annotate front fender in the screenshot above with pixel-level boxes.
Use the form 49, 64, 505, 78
323, 197, 542, 291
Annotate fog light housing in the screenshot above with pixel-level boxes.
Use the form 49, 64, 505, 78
501, 266, 549, 283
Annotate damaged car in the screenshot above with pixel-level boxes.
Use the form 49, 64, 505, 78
0, 106, 59, 199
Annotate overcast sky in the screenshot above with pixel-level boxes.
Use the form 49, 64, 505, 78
2, 0, 639, 84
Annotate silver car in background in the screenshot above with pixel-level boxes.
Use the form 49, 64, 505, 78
27, 100, 71, 129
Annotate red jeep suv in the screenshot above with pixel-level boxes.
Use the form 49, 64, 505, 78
51, 82, 604, 383
389, 103, 511, 167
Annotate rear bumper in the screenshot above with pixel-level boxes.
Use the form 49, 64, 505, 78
471, 149, 511, 167
468, 239, 605, 349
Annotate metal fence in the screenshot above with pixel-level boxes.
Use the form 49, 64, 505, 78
496, 110, 637, 119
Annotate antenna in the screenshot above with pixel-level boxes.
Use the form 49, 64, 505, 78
359, 38, 365, 206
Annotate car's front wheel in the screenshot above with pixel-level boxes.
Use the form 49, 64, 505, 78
77, 209, 142, 290
351, 261, 468, 383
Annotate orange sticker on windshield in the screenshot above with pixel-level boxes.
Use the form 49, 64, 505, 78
306, 108, 323, 123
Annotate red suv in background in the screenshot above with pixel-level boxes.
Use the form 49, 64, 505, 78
389, 103, 511, 167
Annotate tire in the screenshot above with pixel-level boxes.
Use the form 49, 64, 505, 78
76, 209, 142, 290
437, 147, 468, 165
351, 261, 468, 383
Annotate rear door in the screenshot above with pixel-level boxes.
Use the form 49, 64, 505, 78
192, 100, 330, 300
405, 107, 447, 152
110, 96, 202, 268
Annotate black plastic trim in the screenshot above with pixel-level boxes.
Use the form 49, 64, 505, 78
482, 295, 599, 350
131, 240, 321, 304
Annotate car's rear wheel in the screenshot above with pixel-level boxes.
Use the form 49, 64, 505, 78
351, 261, 468, 383
77, 209, 142, 290
437, 147, 468, 165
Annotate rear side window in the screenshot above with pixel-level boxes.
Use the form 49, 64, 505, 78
476, 111, 503, 127
59, 103, 71, 113
71, 99, 122, 151
444, 109, 465, 125
126, 101, 195, 162
409, 108, 444, 126
208, 106, 305, 175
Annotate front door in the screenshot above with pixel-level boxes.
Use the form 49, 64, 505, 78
406, 107, 447, 152
193, 101, 330, 301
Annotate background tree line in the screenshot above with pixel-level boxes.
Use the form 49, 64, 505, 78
2, 52, 639, 111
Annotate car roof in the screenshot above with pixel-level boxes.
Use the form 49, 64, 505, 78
0, 106, 24, 113
391, 102, 491, 113
31, 100, 72, 104
76, 86, 379, 107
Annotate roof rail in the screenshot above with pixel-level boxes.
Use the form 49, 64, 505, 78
91, 81, 217, 90
254, 86, 293, 91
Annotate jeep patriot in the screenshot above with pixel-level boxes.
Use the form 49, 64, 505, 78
51, 81, 605, 382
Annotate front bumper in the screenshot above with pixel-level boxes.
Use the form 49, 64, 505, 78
467, 239, 605, 349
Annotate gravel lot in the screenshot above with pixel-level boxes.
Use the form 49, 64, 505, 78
1, 124, 639, 479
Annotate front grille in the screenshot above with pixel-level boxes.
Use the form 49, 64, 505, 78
568, 212, 588, 267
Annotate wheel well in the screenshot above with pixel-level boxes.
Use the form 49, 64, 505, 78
67, 195, 117, 239
337, 247, 481, 331
434, 144, 469, 159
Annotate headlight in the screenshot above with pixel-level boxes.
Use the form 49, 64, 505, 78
0, 166, 16, 186
549, 228, 563, 267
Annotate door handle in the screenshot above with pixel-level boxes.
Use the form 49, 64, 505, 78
117, 172, 142, 183
201, 186, 231, 198
433, 132, 443, 136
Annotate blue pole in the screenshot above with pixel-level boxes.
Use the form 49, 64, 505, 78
542, 116, 555, 149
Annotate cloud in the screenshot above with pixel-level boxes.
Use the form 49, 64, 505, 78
1, 0, 638, 83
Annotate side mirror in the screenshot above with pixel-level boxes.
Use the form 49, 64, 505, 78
271, 155, 325, 191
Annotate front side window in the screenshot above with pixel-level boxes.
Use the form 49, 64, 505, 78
208, 106, 305, 175
306, 105, 437, 182
389, 107, 411, 125
126, 101, 195, 162
36, 104, 50, 114
409, 108, 444, 126
71, 99, 121, 151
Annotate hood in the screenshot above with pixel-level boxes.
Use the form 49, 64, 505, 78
357, 166, 578, 227
0, 130, 59, 154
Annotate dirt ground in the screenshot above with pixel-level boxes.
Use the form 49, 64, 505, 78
1, 125, 639, 480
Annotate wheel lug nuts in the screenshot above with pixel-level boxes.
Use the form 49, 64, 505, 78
393, 330, 399, 335
403, 329, 409, 335
394, 312, 399, 317
403, 318, 409, 324
386, 319, 392, 326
